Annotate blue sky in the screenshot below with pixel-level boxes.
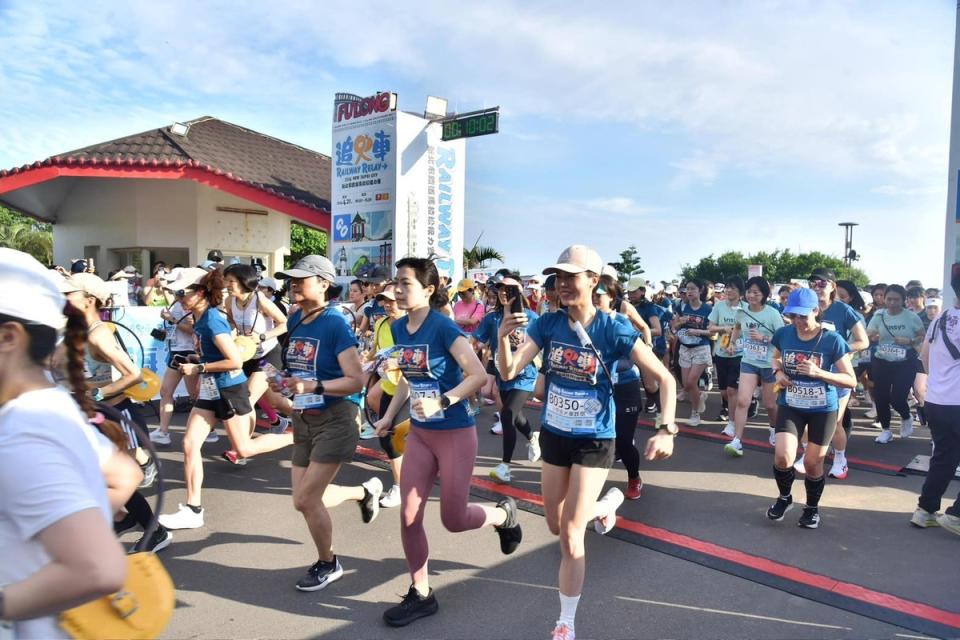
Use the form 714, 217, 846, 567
0, 1, 953, 286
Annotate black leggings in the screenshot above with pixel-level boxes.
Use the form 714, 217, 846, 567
500, 388, 532, 463
127, 491, 162, 550
871, 359, 915, 430
377, 391, 402, 460
614, 380, 642, 479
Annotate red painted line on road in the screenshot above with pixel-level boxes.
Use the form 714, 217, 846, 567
353, 443, 959, 630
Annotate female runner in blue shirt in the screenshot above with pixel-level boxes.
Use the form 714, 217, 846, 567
496, 245, 678, 640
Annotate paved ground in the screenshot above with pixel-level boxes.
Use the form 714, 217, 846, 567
133, 391, 960, 639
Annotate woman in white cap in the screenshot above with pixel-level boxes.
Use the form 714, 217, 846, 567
158, 267, 292, 530
496, 245, 677, 640
271, 255, 382, 593
0, 249, 128, 638
150, 285, 200, 446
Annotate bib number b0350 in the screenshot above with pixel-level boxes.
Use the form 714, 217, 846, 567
545, 383, 603, 436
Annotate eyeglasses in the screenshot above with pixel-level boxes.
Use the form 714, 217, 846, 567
808, 279, 828, 289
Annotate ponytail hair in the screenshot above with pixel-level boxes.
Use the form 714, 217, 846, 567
396, 257, 449, 310
199, 268, 226, 308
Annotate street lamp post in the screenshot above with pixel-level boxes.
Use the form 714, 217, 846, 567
838, 222, 859, 267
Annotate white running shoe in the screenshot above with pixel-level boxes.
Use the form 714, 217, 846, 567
793, 454, 806, 474
527, 431, 542, 463
768, 428, 776, 447
899, 416, 914, 439
490, 418, 503, 435
379, 484, 401, 508
724, 438, 744, 457
359, 422, 377, 440
594, 487, 625, 535
828, 457, 848, 480
269, 415, 292, 435
721, 422, 736, 438
910, 508, 940, 528
359, 477, 383, 523
687, 411, 701, 427
205, 430, 220, 444
875, 430, 894, 444
697, 394, 707, 415
489, 462, 511, 484
149, 429, 171, 446
677, 389, 688, 402
865, 406, 877, 419
159, 503, 204, 530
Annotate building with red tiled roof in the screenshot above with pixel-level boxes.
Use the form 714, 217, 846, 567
0, 116, 331, 273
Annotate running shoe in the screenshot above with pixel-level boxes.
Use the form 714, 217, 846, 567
645, 399, 658, 414
899, 416, 914, 439
721, 422, 735, 438
379, 484, 401, 509
718, 407, 729, 422
527, 432, 541, 463
687, 411, 701, 427
677, 389, 688, 402
383, 585, 439, 627
747, 397, 759, 419
138, 458, 158, 489
697, 394, 707, 415
494, 496, 522, 554
865, 406, 877, 419
269, 416, 292, 435
768, 428, 776, 447
798, 506, 820, 529
874, 430, 893, 444
360, 477, 383, 523
113, 512, 138, 535
159, 504, 204, 530
936, 513, 960, 537
552, 622, 576, 640
828, 457, 848, 480
766, 495, 793, 521
490, 414, 502, 435
295, 556, 344, 592
359, 422, 378, 440
793, 454, 806, 474
131, 526, 172, 553
149, 429, 171, 446
593, 487, 624, 535
910, 508, 940, 528
482, 397, 496, 406
205, 430, 220, 444
529, 397, 543, 405
222, 450, 247, 465
724, 438, 744, 457
489, 462, 511, 484
625, 477, 643, 500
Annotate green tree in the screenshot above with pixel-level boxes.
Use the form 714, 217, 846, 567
286, 222, 328, 268
608, 245, 644, 282
0, 205, 53, 264
681, 249, 869, 287
463, 234, 504, 269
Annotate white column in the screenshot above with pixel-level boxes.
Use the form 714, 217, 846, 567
943, 2, 960, 306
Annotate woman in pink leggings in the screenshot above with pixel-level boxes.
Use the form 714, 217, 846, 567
373, 257, 522, 628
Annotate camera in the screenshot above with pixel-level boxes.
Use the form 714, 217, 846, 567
150, 327, 168, 342
171, 354, 188, 369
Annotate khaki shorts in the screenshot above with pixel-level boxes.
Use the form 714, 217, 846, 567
679, 344, 712, 368
291, 400, 361, 467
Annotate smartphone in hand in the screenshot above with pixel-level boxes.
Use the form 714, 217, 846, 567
509, 287, 524, 315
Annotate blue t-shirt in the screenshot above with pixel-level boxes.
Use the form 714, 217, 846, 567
474, 309, 539, 392
364, 300, 386, 327
195, 307, 247, 389
285, 308, 360, 408
391, 310, 473, 430
635, 300, 666, 353
676, 302, 713, 348
612, 313, 641, 385
771, 327, 850, 413
526, 310, 639, 439
820, 301, 863, 344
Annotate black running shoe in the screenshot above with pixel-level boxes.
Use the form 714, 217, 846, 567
645, 400, 657, 414
295, 557, 343, 592
798, 506, 821, 529
383, 585, 439, 627
766, 495, 793, 521
113, 512, 138, 535
494, 497, 522, 555
359, 478, 383, 524
131, 526, 172, 553
718, 407, 729, 421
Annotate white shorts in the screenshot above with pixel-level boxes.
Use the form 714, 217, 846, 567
679, 344, 712, 368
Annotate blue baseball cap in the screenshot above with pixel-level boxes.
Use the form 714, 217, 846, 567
783, 288, 819, 315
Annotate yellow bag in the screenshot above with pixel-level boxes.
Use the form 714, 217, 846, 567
60, 551, 175, 640
123, 368, 161, 402
234, 335, 258, 362
391, 419, 411, 455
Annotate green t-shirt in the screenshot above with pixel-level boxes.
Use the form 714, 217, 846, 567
735, 305, 786, 368
866, 309, 924, 362
708, 300, 746, 358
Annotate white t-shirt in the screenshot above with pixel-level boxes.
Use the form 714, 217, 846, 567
925, 307, 960, 406
0, 387, 113, 639
168, 301, 196, 353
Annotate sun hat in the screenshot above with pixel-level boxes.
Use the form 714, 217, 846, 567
808, 267, 837, 283
258, 276, 281, 291
275, 255, 343, 297
925, 297, 943, 308
783, 288, 819, 315
161, 267, 209, 292
457, 278, 476, 293
64, 272, 112, 304
0, 248, 67, 329
542, 245, 603, 276
626, 276, 648, 292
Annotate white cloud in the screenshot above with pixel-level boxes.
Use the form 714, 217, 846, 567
583, 197, 654, 216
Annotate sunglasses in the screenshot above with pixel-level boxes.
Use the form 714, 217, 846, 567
808, 279, 828, 288
785, 312, 810, 321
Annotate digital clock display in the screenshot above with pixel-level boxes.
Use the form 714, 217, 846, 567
441, 111, 499, 141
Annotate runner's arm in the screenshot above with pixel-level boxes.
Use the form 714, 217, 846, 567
631, 339, 676, 426
847, 322, 869, 352
257, 292, 288, 341
88, 330, 142, 397
619, 301, 651, 345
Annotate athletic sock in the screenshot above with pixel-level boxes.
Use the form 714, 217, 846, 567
187, 503, 203, 513
558, 593, 580, 631
805, 475, 826, 508
773, 465, 795, 498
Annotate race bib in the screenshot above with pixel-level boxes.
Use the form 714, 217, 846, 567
409, 379, 445, 422
859, 348, 872, 363
876, 343, 907, 362
545, 383, 603, 435
198, 374, 220, 401
821, 321, 837, 332
785, 380, 827, 409
744, 338, 769, 362
677, 328, 701, 346
293, 393, 325, 410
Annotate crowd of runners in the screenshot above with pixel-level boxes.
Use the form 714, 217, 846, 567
1, 245, 958, 640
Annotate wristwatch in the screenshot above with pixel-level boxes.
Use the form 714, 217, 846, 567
259, 333, 267, 343
657, 422, 679, 436
439, 394, 452, 410
315, 380, 326, 395
198, 363, 206, 374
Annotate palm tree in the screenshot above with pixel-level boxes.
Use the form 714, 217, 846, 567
0, 221, 53, 265
463, 234, 504, 270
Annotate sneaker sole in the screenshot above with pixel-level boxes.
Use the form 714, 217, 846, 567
489, 472, 511, 484
798, 519, 820, 529
767, 504, 794, 522
910, 518, 939, 528
295, 568, 344, 592
383, 600, 439, 627
151, 533, 174, 553
723, 446, 744, 458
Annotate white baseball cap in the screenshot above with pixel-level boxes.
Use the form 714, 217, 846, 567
163, 267, 209, 292
542, 245, 603, 276
0, 248, 67, 329
63, 272, 112, 305
258, 276, 281, 291
626, 276, 649, 292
